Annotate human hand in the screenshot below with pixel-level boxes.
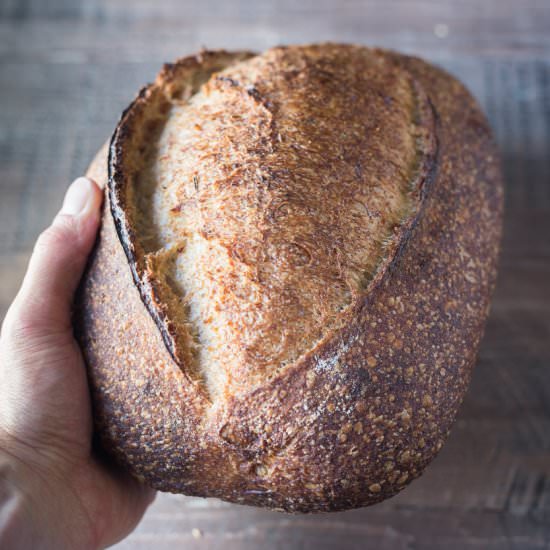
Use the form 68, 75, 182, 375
0, 177, 155, 549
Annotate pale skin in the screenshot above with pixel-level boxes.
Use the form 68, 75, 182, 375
0, 178, 155, 549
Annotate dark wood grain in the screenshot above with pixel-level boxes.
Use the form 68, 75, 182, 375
1, 1, 549, 548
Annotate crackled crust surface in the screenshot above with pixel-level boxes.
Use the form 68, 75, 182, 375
76, 44, 503, 512
111, 45, 436, 399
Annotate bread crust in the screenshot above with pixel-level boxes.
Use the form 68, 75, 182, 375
76, 44, 503, 512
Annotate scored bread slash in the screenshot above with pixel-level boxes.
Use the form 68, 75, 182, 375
75, 43, 503, 513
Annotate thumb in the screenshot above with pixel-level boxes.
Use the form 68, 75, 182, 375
4, 177, 103, 336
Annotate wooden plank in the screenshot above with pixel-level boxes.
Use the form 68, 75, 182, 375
1, 0, 549, 50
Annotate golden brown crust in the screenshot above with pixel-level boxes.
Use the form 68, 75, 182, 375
110, 45, 439, 401
76, 44, 503, 512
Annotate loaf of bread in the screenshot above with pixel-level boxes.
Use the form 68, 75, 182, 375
76, 43, 503, 512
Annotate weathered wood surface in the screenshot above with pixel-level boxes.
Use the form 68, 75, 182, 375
0, 1, 549, 548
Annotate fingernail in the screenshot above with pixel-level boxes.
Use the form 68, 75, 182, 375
61, 177, 94, 216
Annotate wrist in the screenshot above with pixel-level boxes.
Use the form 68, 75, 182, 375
0, 436, 98, 550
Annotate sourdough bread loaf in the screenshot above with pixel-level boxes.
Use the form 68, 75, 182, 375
76, 43, 503, 512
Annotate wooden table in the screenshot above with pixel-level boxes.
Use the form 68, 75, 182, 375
1, 1, 549, 548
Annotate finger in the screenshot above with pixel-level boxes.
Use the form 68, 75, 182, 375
80, 459, 156, 549
99, 476, 156, 548
4, 178, 103, 336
